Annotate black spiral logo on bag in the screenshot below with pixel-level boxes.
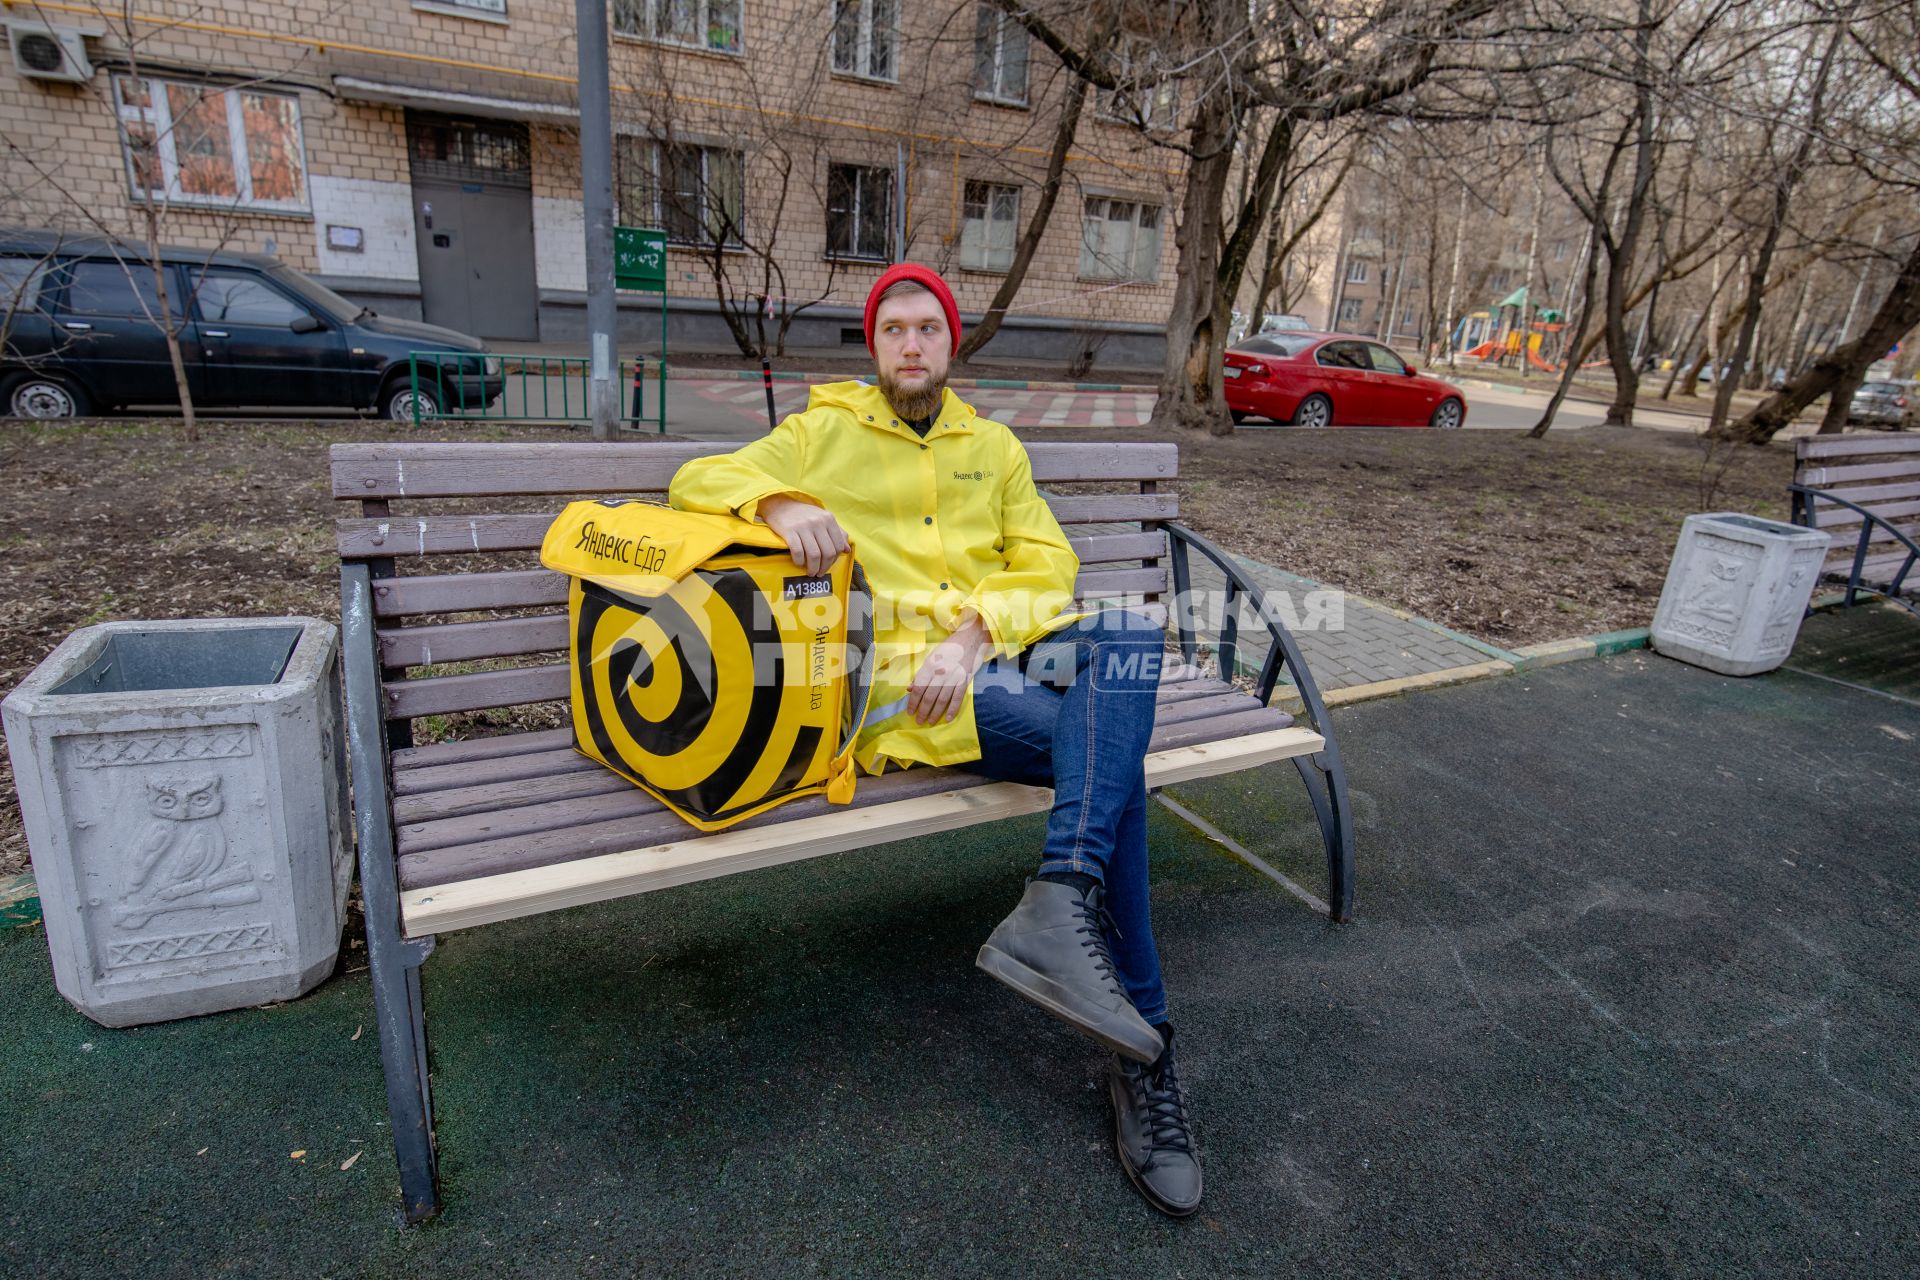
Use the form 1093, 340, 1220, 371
573, 570, 827, 825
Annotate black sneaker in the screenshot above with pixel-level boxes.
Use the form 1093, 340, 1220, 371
975, 879, 1164, 1063
1109, 1040, 1202, 1217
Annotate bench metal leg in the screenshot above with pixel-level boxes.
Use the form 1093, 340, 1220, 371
343, 563, 442, 1223
1293, 754, 1356, 924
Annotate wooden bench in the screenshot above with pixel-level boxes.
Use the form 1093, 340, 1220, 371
332, 440, 1353, 1222
1791, 434, 1920, 612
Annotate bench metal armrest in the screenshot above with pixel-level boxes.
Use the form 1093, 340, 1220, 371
1162, 522, 1336, 736
1789, 484, 1919, 606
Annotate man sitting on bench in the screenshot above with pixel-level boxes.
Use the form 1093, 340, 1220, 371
669, 265, 1201, 1216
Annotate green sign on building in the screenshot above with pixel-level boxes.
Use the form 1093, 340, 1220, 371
614, 227, 667, 291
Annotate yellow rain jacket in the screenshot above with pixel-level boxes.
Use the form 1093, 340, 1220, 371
669, 379, 1080, 773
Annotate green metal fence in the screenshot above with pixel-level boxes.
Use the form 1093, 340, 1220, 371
406, 350, 668, 431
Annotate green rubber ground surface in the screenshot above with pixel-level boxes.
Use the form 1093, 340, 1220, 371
3, 630, 1916, 1277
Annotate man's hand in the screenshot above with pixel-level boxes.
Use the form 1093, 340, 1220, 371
908, 615, 991, 726
759, 494, 849, 576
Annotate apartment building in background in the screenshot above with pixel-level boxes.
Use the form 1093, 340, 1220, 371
0, 0, 1183, 362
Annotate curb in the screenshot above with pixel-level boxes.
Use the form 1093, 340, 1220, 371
1271, 626, 1655, 714
1, 873, 40, 930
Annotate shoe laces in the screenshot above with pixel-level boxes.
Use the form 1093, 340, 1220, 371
1068, 889, 1125, 993
1130, 1050, 1194, 1166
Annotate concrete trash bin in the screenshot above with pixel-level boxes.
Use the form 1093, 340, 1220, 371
2, 618, 349, 1027
1651, 513, 1832, 676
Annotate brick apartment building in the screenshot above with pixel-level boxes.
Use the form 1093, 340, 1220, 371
1, 0, 1188, 362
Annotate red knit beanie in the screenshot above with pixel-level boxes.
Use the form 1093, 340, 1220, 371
863, 264, 962, 357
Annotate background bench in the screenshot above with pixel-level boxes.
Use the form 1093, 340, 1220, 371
1791, 434, 1920, 612
333, 440, 1353, 1223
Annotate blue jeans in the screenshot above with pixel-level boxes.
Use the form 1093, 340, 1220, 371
959, 608, 1168, 1025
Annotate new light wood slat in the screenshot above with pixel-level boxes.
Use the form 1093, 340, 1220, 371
399, 726, 1319, 931
331, 441, 1178, 500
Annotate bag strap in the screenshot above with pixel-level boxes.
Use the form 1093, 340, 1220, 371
825, 558, 877, 804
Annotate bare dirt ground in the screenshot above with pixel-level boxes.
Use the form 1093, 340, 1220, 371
0, 417, 1794, 875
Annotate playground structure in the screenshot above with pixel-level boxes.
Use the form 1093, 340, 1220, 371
1451, 285, 1583, 372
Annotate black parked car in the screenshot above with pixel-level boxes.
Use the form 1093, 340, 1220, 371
0, 229, 501, 420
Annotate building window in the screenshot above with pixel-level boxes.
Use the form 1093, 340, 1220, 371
831, 0, 897, 82
616, 139, 745, 247
1099, 37, 1178, 130
960, 182, 1019, 272
1401, 304, 1419, 329
414, 0, 507, 18
974, 4, 1028, 105
1345, 259, 1368, 284
826, 162, 894, 261
1078, 197, 1162, 283
613, 0, 741, 54
1337, 298, 1364, 325
1551, 239, 1569, 261
1491, 271, 1510, 290
114, 76, 308, 211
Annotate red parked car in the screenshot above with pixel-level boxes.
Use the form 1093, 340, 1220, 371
1223, 332, 1467, 429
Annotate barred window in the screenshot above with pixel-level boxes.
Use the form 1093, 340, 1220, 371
616, 139, 745, 247
613, 0, 742, 54
974, 4, 1029, 105
831, 0, 897, 81
826, 162, 894, 262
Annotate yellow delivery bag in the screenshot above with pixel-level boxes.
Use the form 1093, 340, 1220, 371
540, 500, 875, 832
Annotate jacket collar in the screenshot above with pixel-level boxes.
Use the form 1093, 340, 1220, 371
812, 380, 978, 442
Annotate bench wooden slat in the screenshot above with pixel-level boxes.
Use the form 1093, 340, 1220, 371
1819, 520, 1917, 552
373, 556, 1169, 624
380, 614, 568, 669
396, 715, 1311, 901
331, 441, 1178, 500
1823, 547, 1917, 578
390, 727, 572, 770
1815, 480, 1920, 507
1795, 435, 1920, 460
385, 664, 569, 719
391, 670, 1232, 807
395, 683, 1264, 850
338, 517, 1168, 563
1796, 459, 1920, 486
1813, 499, 1920, 530
1045, 493, 1177, 525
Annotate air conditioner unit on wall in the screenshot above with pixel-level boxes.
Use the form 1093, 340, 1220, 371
8, 23, 94, 84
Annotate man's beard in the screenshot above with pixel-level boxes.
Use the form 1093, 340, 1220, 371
878, 368, 946, 423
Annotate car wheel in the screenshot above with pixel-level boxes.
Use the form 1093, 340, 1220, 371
4, 372, 93, 419
385, 381, 442, 422
1230, 409, 1249, 425
1430, 397, 1465, 430
1291, 393, 1333, 429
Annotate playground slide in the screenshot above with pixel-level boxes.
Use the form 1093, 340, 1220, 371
1464, 340, 1501, 360
1526, 349, 1557, 373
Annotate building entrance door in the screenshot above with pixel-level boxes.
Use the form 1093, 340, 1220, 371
406, 112, 539, 342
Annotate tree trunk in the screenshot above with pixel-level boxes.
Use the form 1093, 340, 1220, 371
1730, 231, 1920, 444
140, 209, 195, 437
1527, 206, 1607, 438
956, 67, 1098, 363
1601, 0, 1658, 427
1708, 24, 1844, 438
1150, 94, 1241, 435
